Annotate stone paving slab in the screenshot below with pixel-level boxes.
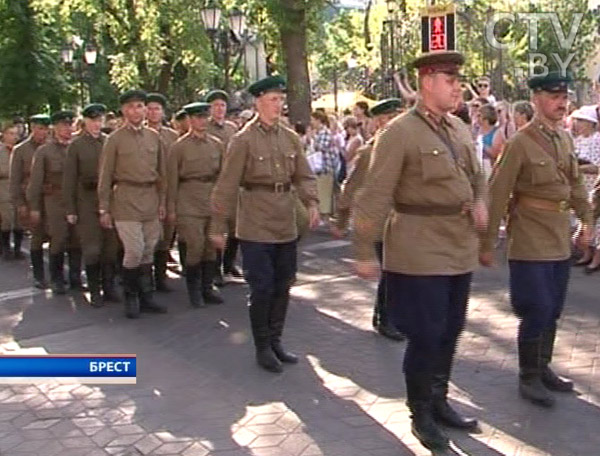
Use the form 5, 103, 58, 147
0, 232, 598, 455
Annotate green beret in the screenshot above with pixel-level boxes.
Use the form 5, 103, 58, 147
119, 89, 147, 105
50, 110, 75, 124
183, 102, 211, 117
82, 103, 107, 119
146, 92, 168, 108
370, 98, 402, 116
247, 75, 286, 97
205, 90, 229, 103
29, 114, 51, 126
412, 51, 465, 76
528, 71, 573, 93
174, 109, 189, 121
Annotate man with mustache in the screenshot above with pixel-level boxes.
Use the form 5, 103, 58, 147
480, 71, 592, 407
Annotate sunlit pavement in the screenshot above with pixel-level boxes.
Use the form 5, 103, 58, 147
0, 230, 598, 456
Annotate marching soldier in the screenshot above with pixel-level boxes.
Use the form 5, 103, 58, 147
167, 102, 224, 307
98, 89, 167, 318
146, 93, 179, 292
63, 104, 120, 307
332, 98, 405, 341
210, 76, 319, 373
172, 108, 191, 271
480, 72, 592, 407
27, 111, 82, 295
10, 114, 50, 287
0, 123, 19, 259
353, 52, 488, 451
205, 89, 243, 282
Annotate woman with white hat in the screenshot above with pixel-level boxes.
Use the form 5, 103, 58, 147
572, 105, 600, 270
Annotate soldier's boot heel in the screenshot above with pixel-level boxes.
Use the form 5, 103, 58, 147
154, 250, 173, 292
518, 338, 555, 407
31, 250, 48, 289
256, 348, 283, 373
68, 249, 84, 290
122, 267, 140, 319
101, 263, 121, 303
519, 376, 555, 407
139, 264, 167, 313
411, 408, 450, 451
270, 294, 297, 364
185, 263, 205, 308
201, 261, 224, 304
85, 263, 104, 308
50, 253, 66, 295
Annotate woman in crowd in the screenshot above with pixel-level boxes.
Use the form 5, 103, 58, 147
512, 100, 534, 130
309, 111, 337, 225
570, 105, 600, 271
353, 101, 373, 141
342, 116, 363, 168
476, 104, 501, 177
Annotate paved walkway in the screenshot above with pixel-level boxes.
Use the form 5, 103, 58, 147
0, 231, 599, 455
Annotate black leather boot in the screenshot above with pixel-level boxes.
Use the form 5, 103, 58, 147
214, 250, 225, 287
101, 262, 121, 302
122, 267, 140, 319
540, 324, 573, 392
85, 263, 103, 307
406, 373, 450, 451
50, 253, 66, 295
68, 249, 83, 290
518, 338, 555, 407
269, 292, 298, 364
250, 297, 282, 373
178, 241, 187, 276
223, 235, 243, 278
153, 250, 172, 292
185, 262, 204, 308
1, 231, 12, 260
201, 261, 224, 304
13, 230, 24, 259
139, 264, 167, 313
30, 249, 48, 289
432, 375, 478, 429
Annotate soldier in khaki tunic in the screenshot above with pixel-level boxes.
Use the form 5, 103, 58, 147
10, 114, 50, 287
333, 98, 405, 341
210, 76, 319, 373
63, 104, 120, 307
480, 72, 592, 408
146, 93, 179, 292
0, 123, 19, 260
172, 108, 191, 271
353, 52, 488, 451
205, 89, 242, 282
167, 102, 224, 307
98, 89, 168, 318
27, 111, 82, 295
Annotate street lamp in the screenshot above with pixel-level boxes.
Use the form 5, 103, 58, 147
61, 39, 98, 108
199, 2, 249, 93
84, 43, 98, 65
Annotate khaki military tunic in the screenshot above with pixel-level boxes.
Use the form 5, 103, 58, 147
98, 125, 167, 222
63, 132, 118, 265
206, 118, 237, 146
482, 117, 591, 261
353, 103, 487, 275
168, 132, 224, 264
335, 139, 374, 232
27, 138, 78, 253
0, 145, 13, 230
211, 117, 318, 243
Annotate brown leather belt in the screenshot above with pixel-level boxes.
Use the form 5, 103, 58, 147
394, 202, 466, 216
180, 176, 217, 183
80, 181, 98, 190
517, 195, 569, 213
243, 182, 292, 193
0, 177, 8, 180
116, 181, 156, 188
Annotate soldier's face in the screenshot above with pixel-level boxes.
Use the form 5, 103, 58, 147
210, 99, 227, 121
122, 101, 146, 126
146, 102, 164, 125
190, 114, 208, 132
425, 73, 462, 112
85, 116, 104, 137
256, 92, 285, 122
31, 124, 49, 143
2, 127, 18, 146
176, 117, 190, 134
533, 92, 568, 122
54, 121, 73, 141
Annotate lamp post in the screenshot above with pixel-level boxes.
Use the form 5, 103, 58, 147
61, 38, 97, 107
200, 1, 248, 93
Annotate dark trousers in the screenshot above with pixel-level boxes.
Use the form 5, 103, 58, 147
386, 272, 471, 376
509, 259, 570, 342
374, 242, 388, 327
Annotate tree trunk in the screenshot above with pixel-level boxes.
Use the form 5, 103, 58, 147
278, 0, 311, 127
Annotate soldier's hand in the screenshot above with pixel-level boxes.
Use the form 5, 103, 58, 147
158, 206, 166, 221
100, 213, 113, 229
210, 234, 226, 251
29, 210, 41, 226
354, 260, 379, 280
167, 212, 176, 224
479, 250, 494, 267
471, 199, 489, 232
308, 205, 320, 230
66, 214, 78, 225
574, 224, 592, 250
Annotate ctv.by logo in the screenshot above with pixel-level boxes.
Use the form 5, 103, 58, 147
484, 12, 584, 78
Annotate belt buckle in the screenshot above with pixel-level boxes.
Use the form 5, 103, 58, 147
558, 200, 568, 212
274, 182, 285, 193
